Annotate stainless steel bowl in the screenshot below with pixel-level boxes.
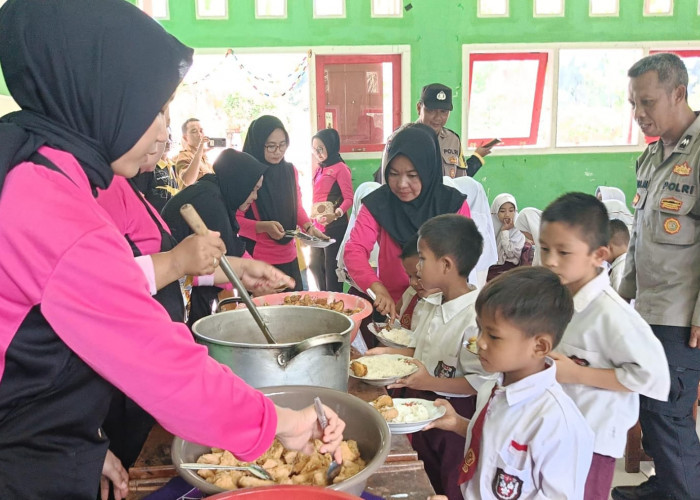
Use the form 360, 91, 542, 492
172, 385, 391, 496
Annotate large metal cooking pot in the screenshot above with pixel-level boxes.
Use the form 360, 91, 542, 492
191, 306, 353, 391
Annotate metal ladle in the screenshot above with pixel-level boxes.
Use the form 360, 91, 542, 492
180, 204, 278, 345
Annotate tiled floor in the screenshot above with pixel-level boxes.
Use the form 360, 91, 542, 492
607, 414, 700, 499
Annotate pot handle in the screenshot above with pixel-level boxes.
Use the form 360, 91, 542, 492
215, 297, 243, 313
277, 334, 345, 367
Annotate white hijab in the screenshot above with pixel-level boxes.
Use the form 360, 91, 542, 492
490, 193, 519, 234
448, 176, 498, 283
596, 186, 627, 204
602, 199, 634, 231
336, 182, 381, 286
515, 207, 543, 266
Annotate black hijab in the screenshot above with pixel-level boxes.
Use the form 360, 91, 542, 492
242, 115, 297, 245
313, 128, 344, 168
363, 123, 466, 247
0, 0, 192, 195
162, 150, 267, 257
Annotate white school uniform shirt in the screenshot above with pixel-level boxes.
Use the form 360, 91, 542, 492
609, 253, 627, 292
461, 361, 593, 500
412, 289, 492, 395
555, 269, 670, 458
398, 286, 432, 331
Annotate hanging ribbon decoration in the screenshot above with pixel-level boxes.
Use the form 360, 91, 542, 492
180, 49, 312, 98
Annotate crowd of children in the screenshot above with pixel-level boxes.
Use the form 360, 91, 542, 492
351, 183, 668, 500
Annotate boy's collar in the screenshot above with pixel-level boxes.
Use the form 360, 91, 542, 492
496, 358, 556, 406
572, 268, 609, 313
439, 288, 478, 323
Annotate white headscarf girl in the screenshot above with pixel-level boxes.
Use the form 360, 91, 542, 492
490, 193, 525, 265
448, 176, 498, 287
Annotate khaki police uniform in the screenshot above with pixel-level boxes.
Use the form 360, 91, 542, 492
618, 112, 700, 499
379, 124, 485, 182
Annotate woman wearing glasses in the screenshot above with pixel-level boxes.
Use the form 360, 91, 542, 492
310, 128, 354, 291
240, 115, 326, 290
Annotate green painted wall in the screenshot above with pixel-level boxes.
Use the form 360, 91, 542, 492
2, 0, 698, 207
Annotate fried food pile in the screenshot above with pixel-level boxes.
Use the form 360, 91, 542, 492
281, 294, 362, 316
369, 395, 398, 421
194, 438, 366, 490
350, 360, 368, 377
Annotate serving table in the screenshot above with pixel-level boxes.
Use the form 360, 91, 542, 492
126, 377, 435, 499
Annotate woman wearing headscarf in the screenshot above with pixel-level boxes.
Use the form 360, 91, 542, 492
488, 193, 527, 281
595, 185, 627, 203
595, 185, 634, 230
162, 149, 281, 326
309, 128, 354, 291
515, 207, 543, 266
0, 1, 344, 498
344, 124, 470, 319
239, 115, 327, 290
449, 176, 498, 288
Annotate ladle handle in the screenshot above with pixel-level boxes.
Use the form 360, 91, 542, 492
179, 204, 278, 345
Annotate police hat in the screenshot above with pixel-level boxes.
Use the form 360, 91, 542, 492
419, 83, 453, 111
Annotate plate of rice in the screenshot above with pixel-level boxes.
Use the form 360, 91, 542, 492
367, 323, 414, 348
370, 395, 447, 434
349, 354, 418, 387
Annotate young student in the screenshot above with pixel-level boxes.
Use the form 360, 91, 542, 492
368, 214, 487, 499
607, 219, 629, 293
539, 193, 670, 500
425, 266, 594, 500
487, 193, 526, 281
395, 233, 440, 330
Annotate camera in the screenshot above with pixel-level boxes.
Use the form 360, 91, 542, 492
208, 138, 226, 148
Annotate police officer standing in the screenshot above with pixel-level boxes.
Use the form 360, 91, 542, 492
377, 83, 495, 181
612, 53, 700, 500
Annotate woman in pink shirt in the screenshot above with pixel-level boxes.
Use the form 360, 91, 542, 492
310, 128, 354, 291
0, 2, 344, 497
344, 123, 470, 319
239, 116, 327, 290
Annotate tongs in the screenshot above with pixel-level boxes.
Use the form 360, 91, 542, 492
180, 462, 273, 480
284, 229, 322, 242
365, 288, 393, 330
313, 397, 342, 484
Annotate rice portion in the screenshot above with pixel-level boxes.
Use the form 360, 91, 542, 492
358, 355, 416, 379
379, 327, 413, 346
393, 401, 431, 423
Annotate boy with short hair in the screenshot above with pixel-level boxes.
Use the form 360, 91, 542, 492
539, 192, 670, 500
606, 219, 629, 292
396, 234, 440, 330
369, 213, 487, 499
426, 266, 594, 500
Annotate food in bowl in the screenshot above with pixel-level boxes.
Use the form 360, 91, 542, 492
370, 396, 437, 424
350, 355, 417, 379
378, 326, 413, 346
194, 438, 366, 490
280, 294, 362, 316
466, 335, 479, 355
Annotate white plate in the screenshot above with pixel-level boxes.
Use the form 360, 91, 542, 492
367, 322, 414, 348
300, 237, 336, 248
349, 354, 418, 387
384, 398, 447, 434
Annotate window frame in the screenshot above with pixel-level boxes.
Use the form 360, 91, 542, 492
370, 0, 403, 18
477, 0, 510, 18
195, 0, 228, 19
137, 0, 170, 20
255, 0, 288, 19
313, 0, 346, 18
462, 41, 700, 156
314, 53, 403, 153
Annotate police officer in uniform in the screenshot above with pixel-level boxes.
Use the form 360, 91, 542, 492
612, 53, 700, 500
377, 83, 494, 182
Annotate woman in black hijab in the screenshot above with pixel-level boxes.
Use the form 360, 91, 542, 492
309, 128, 354, 291
0, 1, 345, 498
344, 123, 470, 318
162, 148, 270, 326
240, 115, 327, 290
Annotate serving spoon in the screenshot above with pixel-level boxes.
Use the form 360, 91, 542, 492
313, 396, 342, 484
179, 462, 273, 481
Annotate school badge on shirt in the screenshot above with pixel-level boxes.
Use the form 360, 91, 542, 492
492, 468, 523, 500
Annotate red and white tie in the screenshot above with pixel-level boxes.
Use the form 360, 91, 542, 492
458, 385, 498, 485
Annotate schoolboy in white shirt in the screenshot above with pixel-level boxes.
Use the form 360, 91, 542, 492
395, 234, 440, 331
606, 219, 629, 292
367, 214, 486, 499
539, 193, 670, 500
426, 266, 594, 500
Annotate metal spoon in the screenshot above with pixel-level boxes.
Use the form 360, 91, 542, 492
365, 288, 392, 329
313, 396, 342, 484
179, 463, 273, 481
180, 204, 278, 344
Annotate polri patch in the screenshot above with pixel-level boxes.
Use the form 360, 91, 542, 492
672, 162, 692, 176
493, 468, 523, 500
664, 217, 681, 235
660, 197, 683, 212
